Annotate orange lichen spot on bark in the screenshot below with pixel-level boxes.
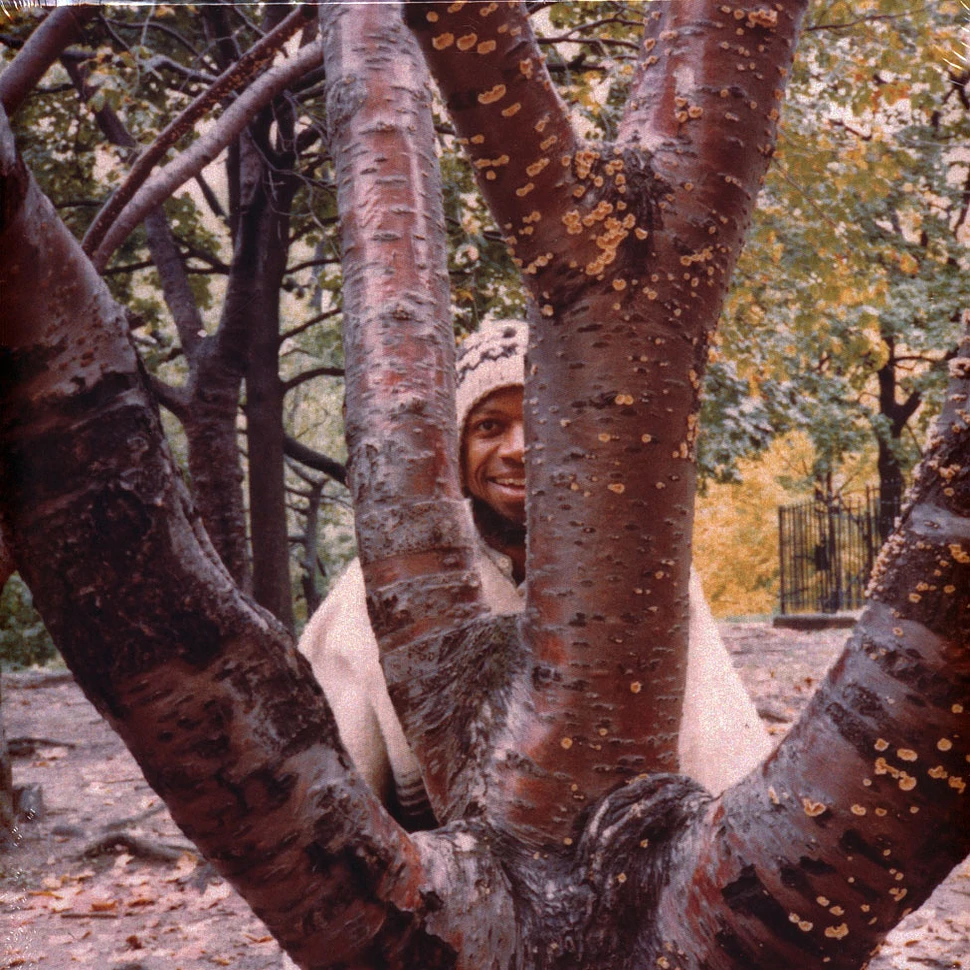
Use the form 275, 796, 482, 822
539, 135, 558, 151
908, 593, 921, 603
471, 134, 485, 144
768, 786, 780, 805
850, 804, 867, 816
478, 84, 507, 105
426, 10, 439, 21
612, 279, 627, 292
630, 681, 642, 694
541, 305, 554, 317
635, 228, 649, 241
501, 103, 522, 118
949, 543, 970, 563
875, 738, 890, 752
616, 873, 627, 884
615, 393, 634, 406
479, 1, 498, 15
949, 775, 966, 793
641, 433, 653, 443
874, 807, 887, 816
457, 32, 478, 51
432, 32, 455, 50
563, 836, 573, 846
644, 37, 657, 51
516, 182, 535, 197
562, 211, 583, 234
747, 7, 779, 28
801, 798, 827, 817
898, 774, 917, 791
560, 737, 573, 749
535, 115, 550, 132
953, 704, 965, 714
938, 738, 954, 752
572, 187, 586, 198
824, 923, 849, 940
608, 483, 625, 494
788, 913, 813, 933
897, 749, 918, 762
527, 158, 550, 177
574, 149, 600, 179
889, 887, 908, 902
447, 0, 466, 11
519, 58, 534, 79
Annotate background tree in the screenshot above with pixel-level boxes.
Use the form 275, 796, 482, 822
2, 3, 970, 970
705, 0, 970, 528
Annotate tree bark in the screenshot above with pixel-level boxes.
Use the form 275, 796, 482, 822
5, 4, 970, 969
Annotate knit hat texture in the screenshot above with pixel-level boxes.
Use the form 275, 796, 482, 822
455, 319, 527, 437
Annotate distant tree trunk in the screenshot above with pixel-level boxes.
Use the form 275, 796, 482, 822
876, 336, 921, 538
238, 124, 300, 631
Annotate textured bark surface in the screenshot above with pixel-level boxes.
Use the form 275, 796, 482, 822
3, 4, 970, 970
405, 0, 807, 849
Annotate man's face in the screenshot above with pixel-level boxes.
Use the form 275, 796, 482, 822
461, 385, 526, 527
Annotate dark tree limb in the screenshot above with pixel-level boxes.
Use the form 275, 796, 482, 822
283, 436, 347, 486
0, 6, 97, 116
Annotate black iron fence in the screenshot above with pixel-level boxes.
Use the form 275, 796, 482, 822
778, 487, 900, 615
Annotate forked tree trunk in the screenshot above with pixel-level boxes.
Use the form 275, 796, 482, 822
2, 4, 970, 970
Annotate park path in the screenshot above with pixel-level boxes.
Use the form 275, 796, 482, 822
0, 621, 967, 969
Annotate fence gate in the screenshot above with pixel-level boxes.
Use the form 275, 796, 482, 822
778, 487, 898, 615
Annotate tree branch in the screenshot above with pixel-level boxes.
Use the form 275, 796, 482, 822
282, 365, 345, 392
0, 106, 453, 970
0, 6, 97, 116
282, 435, 347, 486
83, 5, 318, 268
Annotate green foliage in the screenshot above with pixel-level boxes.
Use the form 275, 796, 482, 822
0, 575, 58, 669
704, 0, 970, 488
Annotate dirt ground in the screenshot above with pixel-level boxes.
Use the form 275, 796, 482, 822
0, 621, 967, 970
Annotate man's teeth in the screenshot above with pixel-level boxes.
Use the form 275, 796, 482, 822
495, 478, 525, 487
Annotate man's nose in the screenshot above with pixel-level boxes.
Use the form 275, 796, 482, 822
499, 421, 525, 461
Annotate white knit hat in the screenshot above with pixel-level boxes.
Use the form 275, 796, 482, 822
455, 319, 527, 438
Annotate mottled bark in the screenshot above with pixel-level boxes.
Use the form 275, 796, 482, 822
3, 4, 970, 970
406, 0, 806, 847
0, 110, 475, 970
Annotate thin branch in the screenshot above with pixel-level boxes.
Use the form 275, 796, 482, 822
280, 305, 342, 343
282, 365, 345, 393
282, 436, 347, 486
82, 4, 317, 265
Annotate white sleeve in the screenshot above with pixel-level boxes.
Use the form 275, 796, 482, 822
298, 560, 394, 804
678, 568, 773, 794
299, 560, 424, 808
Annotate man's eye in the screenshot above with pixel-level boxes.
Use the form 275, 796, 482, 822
474, 419, 500, 435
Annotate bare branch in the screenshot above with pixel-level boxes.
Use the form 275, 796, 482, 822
83, 5, 317, 266
282, 365, 345, 393
282, 436, 347, 486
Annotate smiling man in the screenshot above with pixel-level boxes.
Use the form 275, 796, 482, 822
296, 320, 771, 832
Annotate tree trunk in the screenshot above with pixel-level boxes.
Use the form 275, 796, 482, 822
876, 338, 921, 539
6, 4, 970, 969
